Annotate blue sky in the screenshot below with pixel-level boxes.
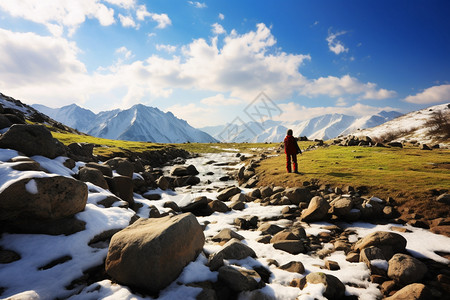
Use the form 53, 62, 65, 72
0, 0, 449, 127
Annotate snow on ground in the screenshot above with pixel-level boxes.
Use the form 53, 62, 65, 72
1, 149, 450, 299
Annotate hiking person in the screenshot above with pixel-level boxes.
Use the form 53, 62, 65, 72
284, 129, 301, 173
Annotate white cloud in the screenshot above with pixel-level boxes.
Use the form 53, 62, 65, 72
404, 84, 450, 104
0, 0, 115, 36
103, 0, 136, 9
115, 46, 133, 60
300, 75, 396, 100
135, 4, 171, 29
136, 4, 151, 20
200, 94, 242, 106
218, 13, 225, 20
156, 44, 177, 53
165, 103, 217, 127
276, 102, 400, 122
336, 97, 347, 106
326, 30, 348, 55
119, 14, 137, 28
211, 23, 226, 35
188, 1, 207, 8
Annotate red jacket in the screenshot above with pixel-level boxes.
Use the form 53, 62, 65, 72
284, 135, 301, 155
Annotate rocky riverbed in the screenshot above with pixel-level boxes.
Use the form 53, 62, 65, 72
0, 126, 449, 300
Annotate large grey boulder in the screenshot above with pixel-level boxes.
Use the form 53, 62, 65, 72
385, 283, 432, 300
283, 187, 311, 204
388, 254, 428, 285
105, 213, 205, 293
0, 176, 87, 221
354, 231, 407, 260
218, 266, 264, 292
300, 196, 330, 222
0, 124, 67, 158
217, 186, 241, 201
304, 272, 346, 300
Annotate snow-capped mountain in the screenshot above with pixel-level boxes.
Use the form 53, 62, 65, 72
353, 103, 450, 146
32, 103, 217, 143
201, 111, 402, 142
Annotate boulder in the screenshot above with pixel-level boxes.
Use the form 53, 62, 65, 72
260, 186, 273, 198
279, 261, 305, 274
273, 240, 305, 254
67, 143, 95, 162
172, 175, 200, 187
385, 283, 432, 300
79, 167, 109, 190
304, 272, 346, 300
105, 158, 134, 177
283, 187, 311, 205
208, 239, 256, 271
105, 213, 204, 293
419, 144, 431, 150
156, 176, 170, 190
258, 223, 284, 236
85, 162, 113, 177
437, 194, 450, 205
208, 200, 229, 213
170, 165, 199, 176
230, 201, 245, 211
360, 246, 388, 275
217, 186, 241, 201
180, 196, 213, 216
212, 228, 244, 242
388, 254, 428, 285
0, 124, 66, 158
300, 196, 330, 222
354, 231, 407, 259
0, 176, 87, 221
109, 176, 134, 206
0, 114, 12, 129
230, 193, 246, 203
330, 198, 353, 218
218, 266, 263, 292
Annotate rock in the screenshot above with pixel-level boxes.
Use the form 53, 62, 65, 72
388, 254, 428, 285
10, 161, 42, 171
0, 124, 66, 158
330, 198, 353, 219
270, 229, 305, 243
143, 193, 162, 201
208, 200, 229, 213
230, 193, 246, 203
170, 165, 199, 176
437, 194, 450, 205
208, 239, 256, 271
385, 283, 432, 300
324, 260, 340, 270
85, 162, 113, 177
79, 167, 109, 189
172, 175, 200, 187
0, 176, 87, 221
256, 235, 271, 244
354, 231, 407, 259
97, 195, 124, 208
360, 247, 388, 275
260, 186, 273, 198
218, 266, 263, 292
217, 187, 241, 201
235, 216, 258, 230
249, 188, 261, 199
156, 176, 170, 190
419, 144, 431, 150
229, 201, 245, 211
163, 201, 181, 212
105, 158, 134, 177
109, 176, 134, 206
212, 228, 244, 242
279, 261, 305, 274
283, 187, 311, 205
2, 215, 86, 235
0, 114, 12, 129
105, 213, 204, 293
346, 252, 360, 263
304, 272, 346, 300
180, 196, 213, 216
300, 196, 330, 222
0, 248, 21, 263
273, 240, 305, 254
388, 142, 403, 148
258, 223, 284, 236
67, 143, 95, 161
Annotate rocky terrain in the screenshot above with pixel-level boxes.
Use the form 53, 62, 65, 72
0, 119, 449, 299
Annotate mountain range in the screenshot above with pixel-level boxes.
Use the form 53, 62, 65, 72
32, 103, 217, 143
200, 111, 402, 142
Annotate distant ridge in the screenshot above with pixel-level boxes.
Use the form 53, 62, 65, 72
32, 103, 217, 143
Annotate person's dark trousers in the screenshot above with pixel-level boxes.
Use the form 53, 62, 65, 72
286, 154, 298, 173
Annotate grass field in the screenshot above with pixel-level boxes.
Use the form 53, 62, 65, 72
256, 145, 450, 219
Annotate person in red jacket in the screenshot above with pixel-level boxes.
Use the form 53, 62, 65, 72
284, 129, 301, 173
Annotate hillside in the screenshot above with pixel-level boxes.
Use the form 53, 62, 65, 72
33, 103, 217, 143
353, 103, 450, 147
